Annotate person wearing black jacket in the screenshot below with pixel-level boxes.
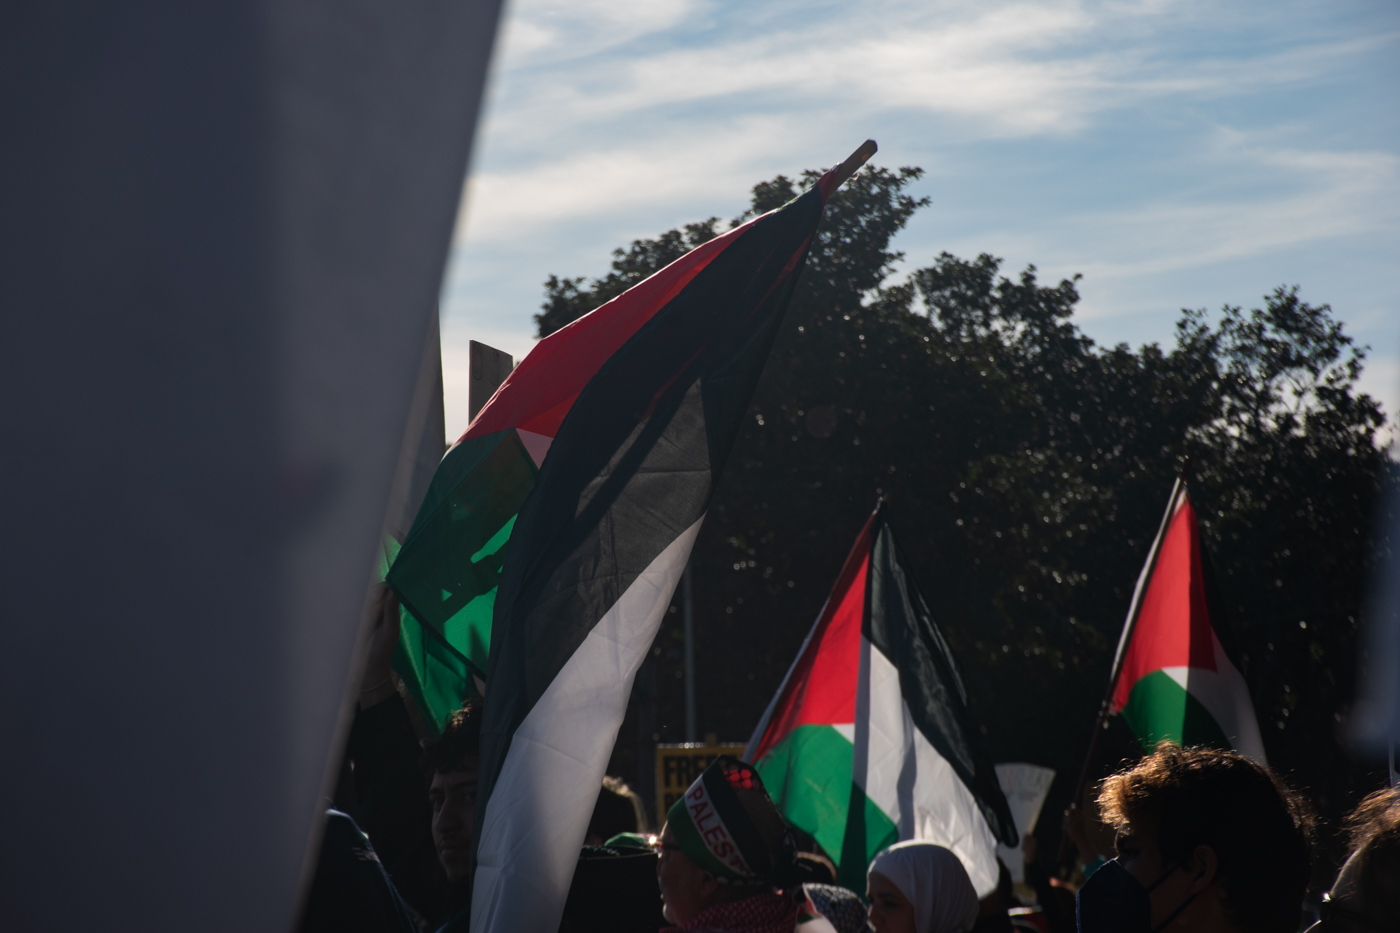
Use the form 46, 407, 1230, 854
341, 586, 479, 933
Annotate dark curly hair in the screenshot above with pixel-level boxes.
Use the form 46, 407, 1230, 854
1097, 744, 1313, 933
420, 699, 482, 774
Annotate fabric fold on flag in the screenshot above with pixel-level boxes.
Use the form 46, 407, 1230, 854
469, 166, 841, 933
747, 503, 1016, 898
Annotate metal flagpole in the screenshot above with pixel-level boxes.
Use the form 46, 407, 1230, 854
684, 561, 696, 742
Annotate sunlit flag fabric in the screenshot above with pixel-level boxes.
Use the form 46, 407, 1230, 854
744, 504, 1017, 898
384, 188, 774, 730
467, 152, 872, 933
1107, 477, 1267, 762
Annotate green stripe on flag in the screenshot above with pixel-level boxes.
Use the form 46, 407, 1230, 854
1121, 669, 1232, 752
837, 780, 899, 892
756, 724, 855, 867
436, 513, 516, 679
386, 429, 537, 728
394, 612, 476, 733
376, 536, 478, 733
389, 429, 536, 638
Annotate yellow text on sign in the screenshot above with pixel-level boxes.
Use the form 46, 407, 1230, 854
654, 743, 747, 829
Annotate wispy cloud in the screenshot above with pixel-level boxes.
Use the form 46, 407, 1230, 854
459, 0, 1394, 246
497, 0, 703, 66
1039, 139, 1400, 291
440, 0, 1400, 435
456, 115, 818, 242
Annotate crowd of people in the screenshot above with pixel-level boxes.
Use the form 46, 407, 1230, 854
303, 587, 1399, 933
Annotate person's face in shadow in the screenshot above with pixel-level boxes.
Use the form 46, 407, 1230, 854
867, 871, 916, 933
1114, 818, 1223, 930
656, 823, 720, 924
429, 758, 479, 885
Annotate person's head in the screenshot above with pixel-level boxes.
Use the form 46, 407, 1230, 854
561, 845, 667, 933
655, 821, 770, 925
796, 850, 838, 886
1322, 785, 1400, 931
585, 775, 647, 846
1096, 744, 1312, 933
804, 883, 869, 933
865, 841, 978, 933
655, 756, 797, 925
420, 700, 482, 885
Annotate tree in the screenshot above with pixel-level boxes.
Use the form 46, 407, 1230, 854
537, 166, 1395, 864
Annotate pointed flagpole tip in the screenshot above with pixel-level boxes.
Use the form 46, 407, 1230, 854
826, 139, 878, 193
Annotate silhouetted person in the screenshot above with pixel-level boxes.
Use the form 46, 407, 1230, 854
342, 586, 482, 932
1079, 744, 1312, 933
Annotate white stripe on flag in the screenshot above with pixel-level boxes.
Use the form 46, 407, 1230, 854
471, 516, 704, 933
853, 630, 913, 833
854, 636, 1002, 898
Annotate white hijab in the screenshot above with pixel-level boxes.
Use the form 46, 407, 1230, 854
867, 841, 979, 933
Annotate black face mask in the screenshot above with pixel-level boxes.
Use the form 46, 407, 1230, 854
1076, 859, 1196, 933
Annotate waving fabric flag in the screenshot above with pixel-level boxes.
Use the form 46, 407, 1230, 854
1107, 478, 1267, 762
384, 189, 770, 730
468, 144, 877, 933
745, 504, 1017, 898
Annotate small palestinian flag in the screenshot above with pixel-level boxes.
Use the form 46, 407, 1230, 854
745, 504, 1017, 898
1107, 477, 1266, 762
468, 145, 877, 933
384, 174, 790, 730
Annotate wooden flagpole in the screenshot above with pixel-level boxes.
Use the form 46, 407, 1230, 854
829, 139, 878, 190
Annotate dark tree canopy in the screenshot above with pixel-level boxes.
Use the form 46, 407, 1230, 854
536, 166, 1395, 869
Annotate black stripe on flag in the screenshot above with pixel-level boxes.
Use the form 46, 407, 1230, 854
865, 508, 1019, 846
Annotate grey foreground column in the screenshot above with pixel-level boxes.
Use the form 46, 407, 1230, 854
0, 2, 502, 929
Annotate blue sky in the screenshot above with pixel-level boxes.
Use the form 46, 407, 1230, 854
439, 0, 1399, 440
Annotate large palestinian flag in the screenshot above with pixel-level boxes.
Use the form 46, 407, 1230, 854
383, 169, 822, 730
745, 504, 1017, 898
1107, 477, 1266, 762
467, 145, 878, 933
